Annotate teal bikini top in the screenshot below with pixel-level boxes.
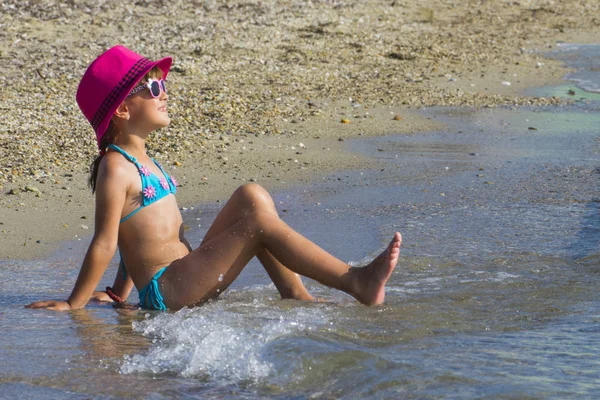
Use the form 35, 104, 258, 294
107, 144, 178, 223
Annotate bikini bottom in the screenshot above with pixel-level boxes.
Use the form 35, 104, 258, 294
138, 267, 168, 311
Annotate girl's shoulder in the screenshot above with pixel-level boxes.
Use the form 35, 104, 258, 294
98, 151, 138, 181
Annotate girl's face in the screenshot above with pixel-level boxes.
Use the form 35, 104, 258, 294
125, 78, 170, 132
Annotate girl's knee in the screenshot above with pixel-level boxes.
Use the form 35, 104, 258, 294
234, 183, 275, 212
244, 210, 278, 230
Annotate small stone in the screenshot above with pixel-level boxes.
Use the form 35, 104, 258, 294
393, 115, 402, 121
340, 119, 350, 124
81, 216, 87, 219
249, 178, 257, 182
25, 185, 40, 193
173, 161, 182, 166
528, 127, 537, 131
501, 81, 511, 86
567, 89, 576, 95
8, 189, 19, 195
338, 138, 345, 141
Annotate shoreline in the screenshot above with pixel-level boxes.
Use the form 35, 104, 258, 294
0, 106, 444, 259
0, 43, 595, 260
1, 0, 598, 259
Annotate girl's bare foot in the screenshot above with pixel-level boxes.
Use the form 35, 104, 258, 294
352, 232, 402, 306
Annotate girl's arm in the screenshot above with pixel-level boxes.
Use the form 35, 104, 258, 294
91, 262, 135, 303
27, 158, 128, 311
109, 266, 135, 300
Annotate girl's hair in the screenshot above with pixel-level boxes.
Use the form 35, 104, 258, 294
88, 66, 164, 193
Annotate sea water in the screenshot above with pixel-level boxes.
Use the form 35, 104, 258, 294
1, 45, 599, 398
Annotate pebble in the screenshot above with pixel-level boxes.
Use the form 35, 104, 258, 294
25, 185, 40, 193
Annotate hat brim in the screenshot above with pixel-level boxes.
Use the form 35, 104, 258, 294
95, 56, 172, 147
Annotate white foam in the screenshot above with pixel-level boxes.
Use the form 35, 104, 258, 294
120, 300, 328, 383
569, 77, 600, 93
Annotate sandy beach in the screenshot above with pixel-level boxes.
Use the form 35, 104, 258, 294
0, 0, 598, 259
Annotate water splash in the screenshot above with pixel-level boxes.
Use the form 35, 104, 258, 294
120, 298, 328, 383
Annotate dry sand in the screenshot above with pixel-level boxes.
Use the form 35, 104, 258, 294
0, 0, 598, 259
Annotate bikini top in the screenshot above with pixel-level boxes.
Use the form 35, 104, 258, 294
107, 144, 178, 223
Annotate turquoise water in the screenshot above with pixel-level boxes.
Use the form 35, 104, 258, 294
1, 45, 599, 398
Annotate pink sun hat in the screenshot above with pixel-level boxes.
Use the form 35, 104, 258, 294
76, 45, 172, 149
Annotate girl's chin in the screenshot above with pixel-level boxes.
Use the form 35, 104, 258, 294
157, 116, 171, 127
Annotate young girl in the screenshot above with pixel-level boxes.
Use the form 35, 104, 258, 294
27, 45, 402, 312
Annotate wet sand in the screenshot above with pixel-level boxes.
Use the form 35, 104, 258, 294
0, 0, 598, 259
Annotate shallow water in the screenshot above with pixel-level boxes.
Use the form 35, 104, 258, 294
2, 46, 600, 398
527, 43, 600, 101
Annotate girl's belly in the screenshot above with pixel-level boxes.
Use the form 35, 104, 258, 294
117, 199, 189, 287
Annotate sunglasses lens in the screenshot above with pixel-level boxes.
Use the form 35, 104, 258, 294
150, 81, 161, 97
160, 80, 167, 94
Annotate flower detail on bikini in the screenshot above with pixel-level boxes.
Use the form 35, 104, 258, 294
143, 185, 157, 199
160, 178, 169, 190
139, 166, 151, 177
170, 176, 178, 187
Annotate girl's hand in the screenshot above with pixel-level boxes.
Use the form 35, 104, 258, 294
26, 300, 72, 311
90, 291, 114, 303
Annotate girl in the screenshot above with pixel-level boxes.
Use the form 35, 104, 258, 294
27, 45, 402, 312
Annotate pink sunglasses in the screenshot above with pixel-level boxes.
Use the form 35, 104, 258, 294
128, 78, 167, 98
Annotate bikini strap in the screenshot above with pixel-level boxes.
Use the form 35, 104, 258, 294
152, 158, 170, 178
107, 144, 141, 168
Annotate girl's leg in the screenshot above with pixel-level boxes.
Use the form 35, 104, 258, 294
200, 184, 312, 300
161, 210, 401, 310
